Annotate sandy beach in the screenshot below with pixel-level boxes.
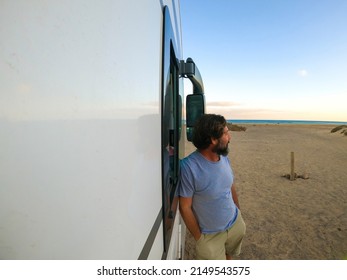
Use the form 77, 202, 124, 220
183, 124, 347, 260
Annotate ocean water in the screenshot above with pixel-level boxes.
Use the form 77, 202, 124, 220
228, 120, 347, 125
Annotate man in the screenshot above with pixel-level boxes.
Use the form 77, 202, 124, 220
179, 114, 246, 260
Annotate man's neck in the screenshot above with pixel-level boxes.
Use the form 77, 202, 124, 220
198, 149, 220, 162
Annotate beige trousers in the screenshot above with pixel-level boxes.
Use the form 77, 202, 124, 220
196, 211, 246, 260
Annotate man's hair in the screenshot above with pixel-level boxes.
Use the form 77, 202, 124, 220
192, 114, 227, 150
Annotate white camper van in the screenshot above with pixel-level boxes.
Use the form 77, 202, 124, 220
0, 1, 205, 259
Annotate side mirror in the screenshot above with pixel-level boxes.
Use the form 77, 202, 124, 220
180, 58, 206, 142
186, 94, 205, 141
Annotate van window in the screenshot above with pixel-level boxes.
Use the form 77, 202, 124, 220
161, 6, 182, 258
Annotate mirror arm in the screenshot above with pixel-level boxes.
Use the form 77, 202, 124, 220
179, 58, 205, 94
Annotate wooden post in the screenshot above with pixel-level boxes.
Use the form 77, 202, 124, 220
290, 152, 295, 181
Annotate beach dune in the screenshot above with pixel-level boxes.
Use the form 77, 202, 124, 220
183, 124, 347, 260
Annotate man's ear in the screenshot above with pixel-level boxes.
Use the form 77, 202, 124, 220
211, 137, 218, 145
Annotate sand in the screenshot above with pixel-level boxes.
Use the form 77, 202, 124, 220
183, 124, 347, 260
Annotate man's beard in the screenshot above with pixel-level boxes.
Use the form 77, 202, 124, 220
212, 140, 229, 156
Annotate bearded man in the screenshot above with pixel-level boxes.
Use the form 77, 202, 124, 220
178, 114, 246, 260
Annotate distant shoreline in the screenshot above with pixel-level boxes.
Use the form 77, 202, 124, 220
227, 119, 347, 125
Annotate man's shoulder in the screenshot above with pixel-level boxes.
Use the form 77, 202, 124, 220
180, 150, 200, 169
182, 150, 200, 163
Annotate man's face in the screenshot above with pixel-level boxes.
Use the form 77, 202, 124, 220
212, 126, 231, 156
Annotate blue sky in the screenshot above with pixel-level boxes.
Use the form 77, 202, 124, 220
180, 0, 347, 121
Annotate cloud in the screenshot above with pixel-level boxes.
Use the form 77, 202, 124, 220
207, 101, 241, 107
210, 107, 286, 120
298, 69, 308, 77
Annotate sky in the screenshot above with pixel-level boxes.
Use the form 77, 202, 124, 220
180, 0, 347, 122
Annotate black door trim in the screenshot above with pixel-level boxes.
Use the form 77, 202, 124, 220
137, 208, 163, 260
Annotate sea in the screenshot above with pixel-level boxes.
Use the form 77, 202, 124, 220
227, 120, 347, 125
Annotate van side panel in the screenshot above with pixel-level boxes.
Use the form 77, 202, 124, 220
0, 0, 182, 259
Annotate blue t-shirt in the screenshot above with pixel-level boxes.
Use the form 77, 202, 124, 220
178, 150, 238, 234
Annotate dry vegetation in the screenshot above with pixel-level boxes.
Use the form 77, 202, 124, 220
331, 125, 347, 136
227, 123, 247, 132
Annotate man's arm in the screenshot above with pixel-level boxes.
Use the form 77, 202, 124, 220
179, 196, 202, 241
231, 183, 240, 209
